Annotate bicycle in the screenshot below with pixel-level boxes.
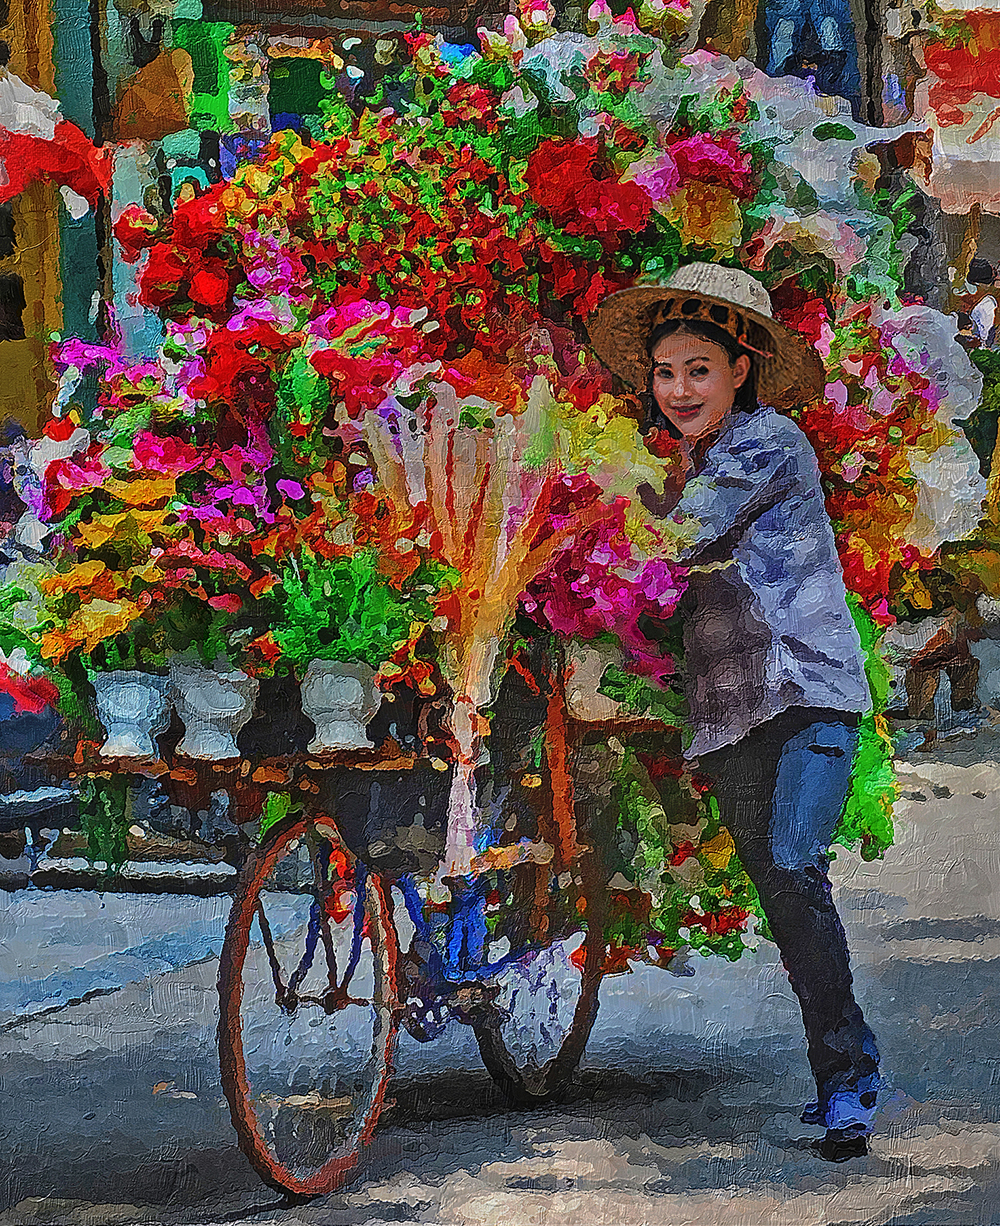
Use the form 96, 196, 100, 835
216, 638, 622, 1197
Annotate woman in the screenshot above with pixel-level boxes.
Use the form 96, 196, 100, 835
588, 263, 881, 1163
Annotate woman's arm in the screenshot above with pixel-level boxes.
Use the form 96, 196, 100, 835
639, 414, 805, 562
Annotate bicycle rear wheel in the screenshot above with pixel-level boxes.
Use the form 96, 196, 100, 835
218, 813, 399, 1196
473, 873, 606, 1106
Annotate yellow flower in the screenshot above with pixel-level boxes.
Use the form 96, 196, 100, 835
700, 828, 736, 871
40, 560, 109, 596
551, 394, 673, 499
74, 509, 175, 549
40, 598, 143, 660
103, 476, 176, 507
666, 183, 744, 256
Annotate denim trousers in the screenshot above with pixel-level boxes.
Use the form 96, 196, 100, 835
761, 0, 860, 98
698, 707, 880, 1135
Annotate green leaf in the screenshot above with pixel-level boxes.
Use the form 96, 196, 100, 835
813, 122, 857, 141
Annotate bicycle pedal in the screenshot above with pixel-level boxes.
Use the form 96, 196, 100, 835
399, 997, 451, 1043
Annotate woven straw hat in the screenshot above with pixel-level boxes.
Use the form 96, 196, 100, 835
587, 263, 826, 410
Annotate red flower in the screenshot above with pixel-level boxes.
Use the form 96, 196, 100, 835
171, 189, 228, 250
189, 260, 233, 311
440, 82, 500, 131
43, 444, 109, 519
186, 323, 299, 408
525, 138, 652, 240
42, 416, 78, 442
139, 244, 192, 309
666, 132, 755, 199
207, 593, 243, 613
681, 905, 749, 936
114, 205, 161, 264
925, 12, 1000, 107
669, 841, 697, 866
586, 48, 643, 97
0, 666, 59, 715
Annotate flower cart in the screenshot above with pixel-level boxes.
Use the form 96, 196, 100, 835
5, 1, 999, 1200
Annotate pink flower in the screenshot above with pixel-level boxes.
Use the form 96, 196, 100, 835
131, 431, 203, 475
208, 594, 242, 612
667, 132, 755, 199
627, 149, 681, 203
276, 478, 305, 500
525, 502, 688, 684
51, 339, 119, 373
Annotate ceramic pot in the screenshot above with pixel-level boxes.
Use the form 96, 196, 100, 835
300, 660, 380, 752
89, 670, 171, 760
170, 659, 259, 760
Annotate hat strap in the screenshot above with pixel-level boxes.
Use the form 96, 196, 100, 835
649, 295, 775, 360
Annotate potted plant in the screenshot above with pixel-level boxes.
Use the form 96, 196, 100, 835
33, 339, 287, 760
268, 548, 440, 752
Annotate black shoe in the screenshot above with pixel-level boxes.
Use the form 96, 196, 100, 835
812, 1131, 869, 1163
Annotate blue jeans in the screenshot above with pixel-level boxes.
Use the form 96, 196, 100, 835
700, 708, 880, 1136
762, 0, 860, 99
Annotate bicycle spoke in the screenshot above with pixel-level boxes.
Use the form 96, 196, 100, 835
312, 840, 341, 995
256, 902, 286, 1003
219, 818, 399, 1196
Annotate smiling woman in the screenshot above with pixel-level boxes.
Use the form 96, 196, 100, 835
648, 324, 752, 444
588, 261, 881, 1163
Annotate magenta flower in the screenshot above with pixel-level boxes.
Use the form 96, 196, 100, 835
524, 501, 688, 684
667, 132, 755, 199
627, 149, 681, 203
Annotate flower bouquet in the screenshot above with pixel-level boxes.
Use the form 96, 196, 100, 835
364, 378, 615, 877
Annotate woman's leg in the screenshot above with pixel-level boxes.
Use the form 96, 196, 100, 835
703, 712, 880, 1143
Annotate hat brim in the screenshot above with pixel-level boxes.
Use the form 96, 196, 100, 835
586, 285, 826, 410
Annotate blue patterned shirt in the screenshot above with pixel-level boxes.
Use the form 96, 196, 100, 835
662, 404, 871, 758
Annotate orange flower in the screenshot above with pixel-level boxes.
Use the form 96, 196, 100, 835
40, 561, 115, 598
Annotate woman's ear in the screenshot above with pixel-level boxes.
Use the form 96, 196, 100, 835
733, 354, 751, 389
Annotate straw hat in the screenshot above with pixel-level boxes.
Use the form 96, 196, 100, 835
587, 263, 826, 410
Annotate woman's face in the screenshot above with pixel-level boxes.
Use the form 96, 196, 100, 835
650, 331, 750, 442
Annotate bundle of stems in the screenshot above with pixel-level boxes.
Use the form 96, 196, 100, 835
365, 380, 604, 877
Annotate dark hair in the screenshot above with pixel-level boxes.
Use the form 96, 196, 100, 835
643, 318, 758, 437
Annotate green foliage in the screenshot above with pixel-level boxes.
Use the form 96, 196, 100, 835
78, 597, 240, 673
959, 348, 1000, 478
259, 791, 295, 841
0, 583, 39, 661
598, 661, 687, 726
273, 549, 430, 671
836, 714, 896, 860
812, 122, 857, 141
832, 594, 896, 858
79, 774, 130, 870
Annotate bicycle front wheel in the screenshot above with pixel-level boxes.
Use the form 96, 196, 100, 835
218, 814, 399, 1196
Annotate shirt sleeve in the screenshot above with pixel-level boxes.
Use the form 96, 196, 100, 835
649, 416, 804, 562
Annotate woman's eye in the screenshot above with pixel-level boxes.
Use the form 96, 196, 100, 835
690, 365, 709, 377
653, 366, 672, 380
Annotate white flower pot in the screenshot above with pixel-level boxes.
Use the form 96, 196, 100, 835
89, 670, 171, 760
170, 659, 259, 760
300, 660, 380, 753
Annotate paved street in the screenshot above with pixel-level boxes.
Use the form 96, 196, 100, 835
3, 731, 1000, 1225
